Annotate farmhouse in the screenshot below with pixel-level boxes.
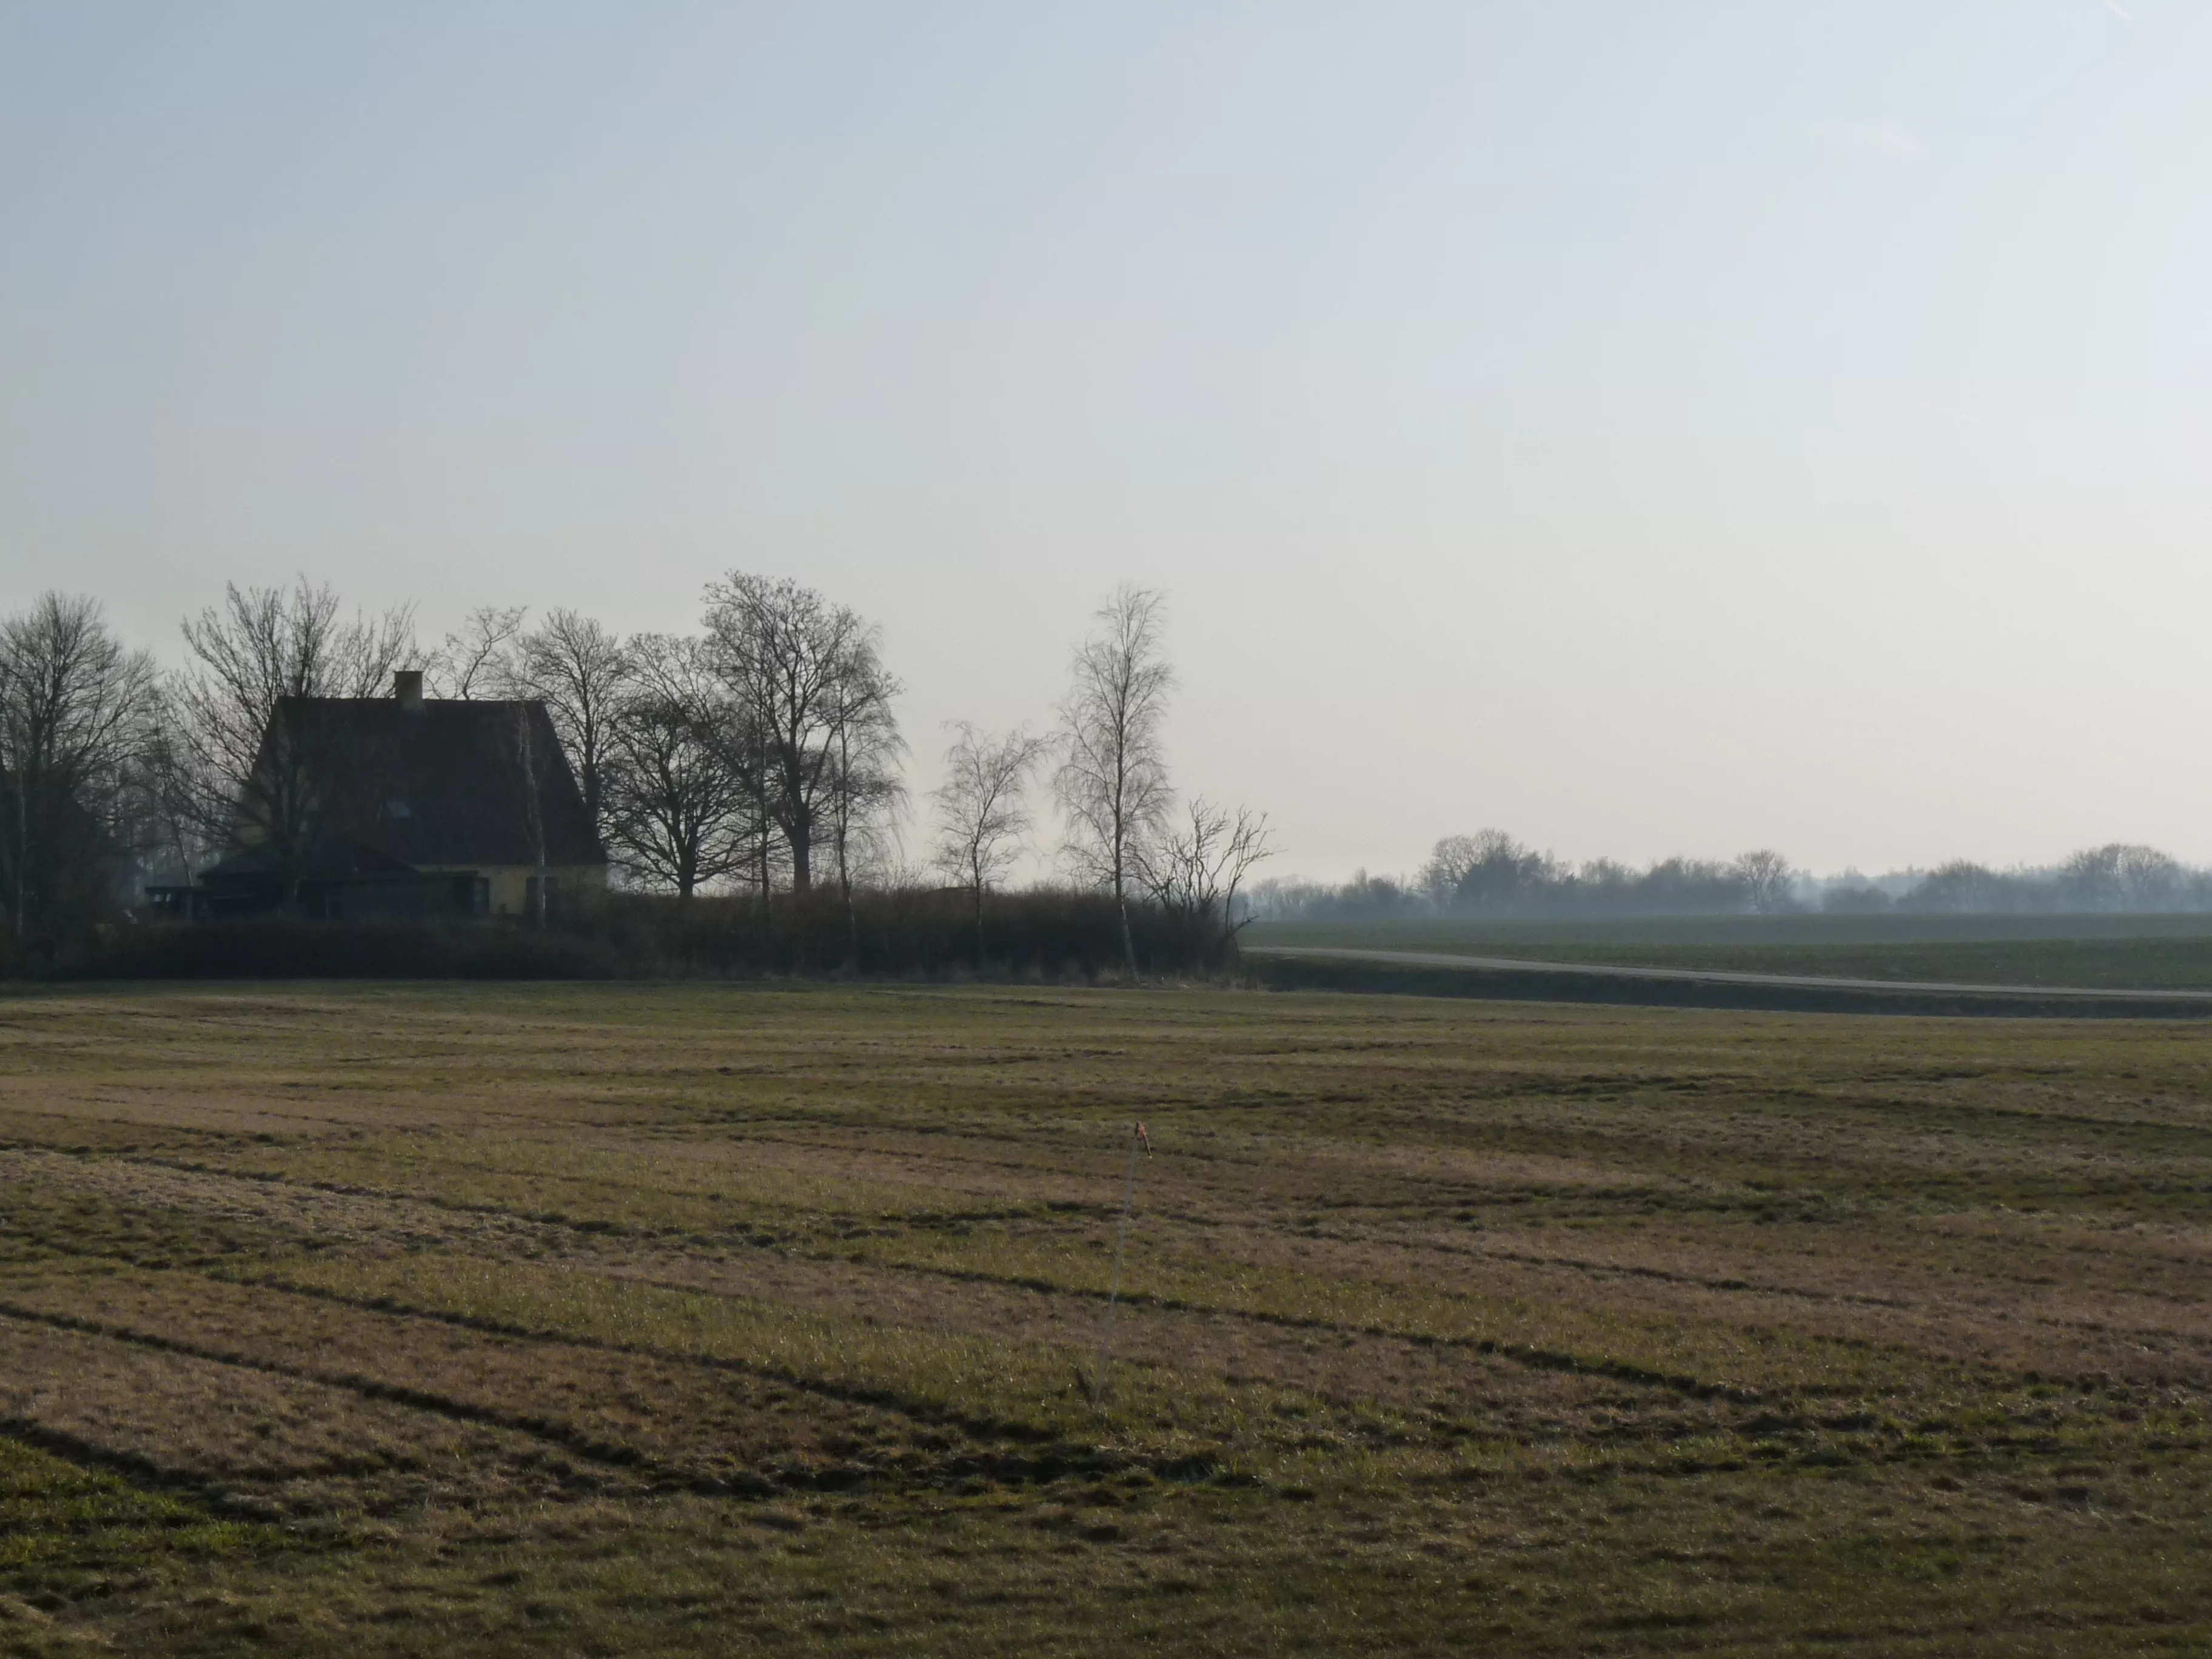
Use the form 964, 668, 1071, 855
159, 670, 606, 920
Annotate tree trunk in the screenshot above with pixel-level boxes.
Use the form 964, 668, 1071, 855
755, 729, 771, 917
13, 771, 27, 943
788, 809, 811, 893
840, 848, 858, 968
834, 731, 857, 968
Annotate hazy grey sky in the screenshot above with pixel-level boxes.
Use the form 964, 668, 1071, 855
5, 2, 2207, 880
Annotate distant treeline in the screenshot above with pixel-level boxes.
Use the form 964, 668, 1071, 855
1251, 833, 2212, 921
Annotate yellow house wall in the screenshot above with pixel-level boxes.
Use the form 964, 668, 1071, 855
418, 865, 606, 917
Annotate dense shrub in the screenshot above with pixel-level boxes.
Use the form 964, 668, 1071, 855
582, 886, 1215, 979
27, 886, 1227, 982
57, 917, 623, 981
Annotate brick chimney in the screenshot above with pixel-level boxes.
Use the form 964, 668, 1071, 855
394, 669, 424, 712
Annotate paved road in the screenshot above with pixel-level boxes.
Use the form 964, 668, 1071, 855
1243, 943, 2212, 1004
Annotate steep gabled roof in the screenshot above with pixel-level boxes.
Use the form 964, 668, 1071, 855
261, 696, 604, 870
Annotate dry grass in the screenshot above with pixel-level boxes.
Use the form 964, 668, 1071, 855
2, 981, 2211, 1653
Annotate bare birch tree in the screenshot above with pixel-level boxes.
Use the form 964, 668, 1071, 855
824, 662, 906, 956
1055, 585, 1173, 974
932, 722, 1047, 960
512, 703, 549, 927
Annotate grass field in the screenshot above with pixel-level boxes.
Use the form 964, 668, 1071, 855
1244, 913, 2212, 990
4, 982, 2212, 1654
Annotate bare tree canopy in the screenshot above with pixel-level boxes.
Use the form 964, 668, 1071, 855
1139, 798, 1275, 957
169, 580, 420, 903
701, 573, 901, 896
513, 609, 628, 836
602, 633, 756, 899
1055, 584, 1174, 973
0, 594, 161, 948
934, 722, 1047, 896
2062, 843, 2182, 911
1419, 830, 1543, 910
1731, 849, 1797, 915
430, 605, 526, 700
932, 721, 1048, 957
823, 663, 907, 921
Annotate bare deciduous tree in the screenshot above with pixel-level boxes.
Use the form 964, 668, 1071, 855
1418, 833, 1485, 907
431, 605, 526, 700
931, 722, 1048, 960
702, 574, 900, 897
1420, 830, 1547, 914
1139, 799, 1275, 960
514, 609, 628, 839
1055, 585, 1173, 974
1731, 849, 1795, 915
2063, 843, 2182, 911
824, 664, 906, 956
0, 594, 161, 949
170, 580, 419, 908
2116, 845, 2184, 908
602, 634, 756, 898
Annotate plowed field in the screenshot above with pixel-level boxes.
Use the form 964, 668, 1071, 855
2, 983, 2209, 1654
